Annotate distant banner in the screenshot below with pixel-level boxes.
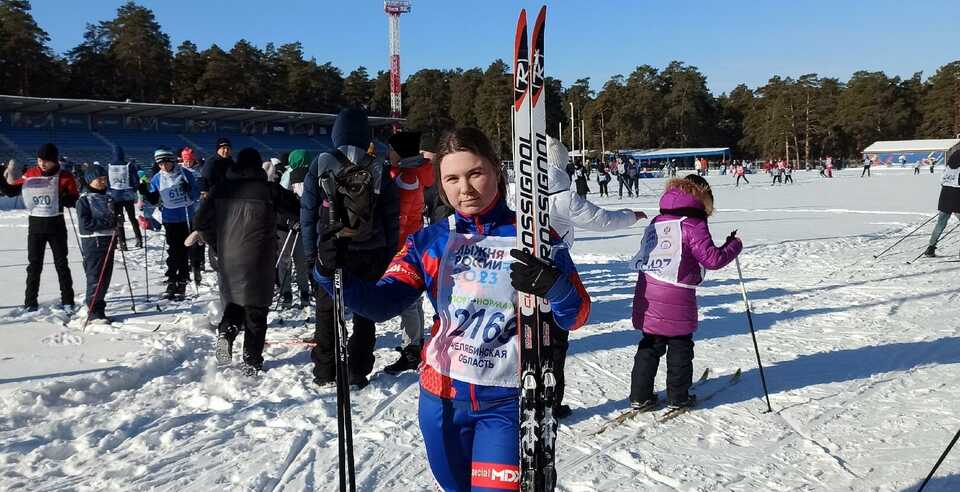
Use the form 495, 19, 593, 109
56, 114, 88, 130
93, 115, 123, 130
867, 151, 945, 167
270, 123, 288, 135
158, 118, 185, 133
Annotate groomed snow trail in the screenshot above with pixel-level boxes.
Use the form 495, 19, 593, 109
2, 169, 959, 491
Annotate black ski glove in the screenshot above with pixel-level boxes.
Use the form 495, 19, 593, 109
510, 249, 561, 298
180, 179, 191, 195
316, 223, 349, 276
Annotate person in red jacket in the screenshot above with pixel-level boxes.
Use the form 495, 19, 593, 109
1, 144, 79, 312
383, 131, 435, 375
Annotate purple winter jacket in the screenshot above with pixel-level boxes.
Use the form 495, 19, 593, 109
632, 184, 742, 337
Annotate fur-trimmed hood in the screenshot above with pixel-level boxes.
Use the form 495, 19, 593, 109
660, 178, 714, 216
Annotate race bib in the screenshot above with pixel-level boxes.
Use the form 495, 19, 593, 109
942, 166, 960, 188
427, 219, 519, 388
158, 171, 193, 209
630, 218, 698, 288
108, 164, 131, 190
22, 174, 60, 217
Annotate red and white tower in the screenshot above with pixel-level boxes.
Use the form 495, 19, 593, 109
384, 0, 411, 120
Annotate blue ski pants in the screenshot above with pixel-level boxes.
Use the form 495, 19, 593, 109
419, 389, 520, 491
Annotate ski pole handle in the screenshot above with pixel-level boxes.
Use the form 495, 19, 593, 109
319, 172, 338, 226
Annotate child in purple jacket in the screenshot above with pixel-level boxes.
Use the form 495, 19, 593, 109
629, 174, 742, 409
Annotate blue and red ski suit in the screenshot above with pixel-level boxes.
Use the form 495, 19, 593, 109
315, 197, 590, 491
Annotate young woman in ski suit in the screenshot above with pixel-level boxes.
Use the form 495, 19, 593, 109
629, 175, 742, 409
314, 127, 591, 491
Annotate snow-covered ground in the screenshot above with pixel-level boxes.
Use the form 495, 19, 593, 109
1, 167, 959, 491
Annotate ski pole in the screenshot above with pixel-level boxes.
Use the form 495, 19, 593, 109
873, 213, 937, 259
735, 257, 773, 413
271, 229, 297, 317
320, 171, 356, 492
66, 207, 83, 251
907, 220, 960, 264
184, 206, 199, 297
116, 227, 136, 313
917, 426, 960, 492
82, 231, 118, 332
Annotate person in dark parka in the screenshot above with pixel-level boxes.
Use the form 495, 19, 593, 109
76, 164, 118, 323
301, 108, 399, 388
194, 148, 300, 375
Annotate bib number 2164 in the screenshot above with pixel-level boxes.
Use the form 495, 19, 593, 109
448, 307, 516, 344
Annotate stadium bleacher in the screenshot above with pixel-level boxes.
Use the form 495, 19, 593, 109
0, 95, 399, 170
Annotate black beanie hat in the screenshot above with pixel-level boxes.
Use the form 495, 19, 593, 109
331, 108, 370, 149
38, 143, 59, 162
388, 131, 422, 159
236, 147, 263, 169
216, 137, 232, 149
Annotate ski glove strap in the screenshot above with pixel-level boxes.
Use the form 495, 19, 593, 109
509, 248, 561, 298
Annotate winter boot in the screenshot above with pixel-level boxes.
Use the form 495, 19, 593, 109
299, 290, 311, 309
193, 268, 202, 288
630, 396, 659, 412
134, 236, 143, 249
281, 292, 293, 309
667, 393, 697, 409
164, 280, 178, 300
348, 372, 369, 389
175, 281, 187, 300
923, 245, 936, 258
384, 344, 421, 375
240, 360, 262, 377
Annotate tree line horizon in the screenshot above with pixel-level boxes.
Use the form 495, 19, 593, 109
1, 1, 958, 161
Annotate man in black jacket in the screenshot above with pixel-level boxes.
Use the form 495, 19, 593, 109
200, 137, 234, 196
194, 148, 300, 375
301, 108, 399, 388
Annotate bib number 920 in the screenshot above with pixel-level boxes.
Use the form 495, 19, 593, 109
32, 195, 52, 206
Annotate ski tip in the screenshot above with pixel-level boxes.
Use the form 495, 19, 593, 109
534, 5, 546, 27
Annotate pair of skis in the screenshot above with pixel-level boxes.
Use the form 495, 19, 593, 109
512, 6, 555, 492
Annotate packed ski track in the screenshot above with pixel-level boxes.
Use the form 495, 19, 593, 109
2, 168, 959, 491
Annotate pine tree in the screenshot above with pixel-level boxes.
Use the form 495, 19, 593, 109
369, 70, 392, 116
172, 41, 204, 105
66, 23, 116, 100
404, 69, 453, 148
918, 61, 960, 138
196, 45, 236, 107
474, 60, 512, 159
101, 1, 173, 102
343, 67, 374, 109
229, 40, 268, 108
449, 68, 483, 127
0, 0, 61, 96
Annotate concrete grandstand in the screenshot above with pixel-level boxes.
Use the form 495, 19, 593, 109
0, 95, 400, 167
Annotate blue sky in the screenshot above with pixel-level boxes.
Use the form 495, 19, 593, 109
30, 0, 960, 95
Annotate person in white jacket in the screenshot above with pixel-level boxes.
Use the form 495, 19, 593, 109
544, 135, 646, 419
546, 136, 646, 247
